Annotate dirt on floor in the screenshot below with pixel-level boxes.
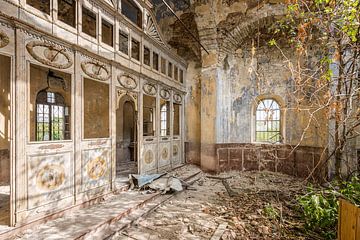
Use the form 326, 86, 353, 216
108, 167, 311, 240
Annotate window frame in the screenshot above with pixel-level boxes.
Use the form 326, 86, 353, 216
152, 51, 159, 71
81, 5, 97, 39
35, 90, 69, 142
26, 0, 51, 16
131, 37, 141, 62
254, 98, 282, 143
121, 0, 143, 29
119, 29, 129, 56
101, 18, 114, 47
143, 45, 151, 66
57, 0, 76, 28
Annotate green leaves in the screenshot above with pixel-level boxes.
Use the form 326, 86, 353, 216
297, 177, 360, 239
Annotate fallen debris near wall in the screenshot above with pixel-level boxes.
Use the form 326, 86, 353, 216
109, 168, 310, 240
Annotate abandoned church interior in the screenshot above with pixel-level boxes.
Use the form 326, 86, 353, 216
0, 0, 359, 239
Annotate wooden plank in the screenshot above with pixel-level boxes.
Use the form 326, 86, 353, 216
210, 223, 228, 240
356, 207, 360, 240
338, 199, 358, 240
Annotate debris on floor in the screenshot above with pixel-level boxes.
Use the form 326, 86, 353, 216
109, 167, 309, 240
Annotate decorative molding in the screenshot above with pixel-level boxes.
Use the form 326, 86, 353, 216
26, 41, 73, 69
39, 144, 65, 150
161, 147, 169, 160
173, 93, 183, 103
173, 145, 179, 157
36, 164, 65, 191
160, 88, 170, 100
143, 82, 157, 96
81, 60, 111, 81
0, 30, 9, 48
145, 14, 165, 47
118, 74, 137, 90
87, 157, 107, 180
144, 150, 154, 164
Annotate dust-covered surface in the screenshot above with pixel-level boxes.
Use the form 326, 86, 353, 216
109, 169, 309, 240
0, 183, 10, 227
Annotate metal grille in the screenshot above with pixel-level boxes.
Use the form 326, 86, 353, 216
255, 99, 281, 143
36, 90, 67, 141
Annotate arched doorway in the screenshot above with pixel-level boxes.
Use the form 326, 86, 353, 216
116, 94, 138, 181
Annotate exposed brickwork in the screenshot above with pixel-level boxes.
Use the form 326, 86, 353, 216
207, 143, 326, 180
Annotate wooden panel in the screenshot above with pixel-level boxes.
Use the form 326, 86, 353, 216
141, 142, 157, 174
172, 140, 181, 167
81, 148, 111, 192
338, 199, 360, 240
158, 141, 171, 169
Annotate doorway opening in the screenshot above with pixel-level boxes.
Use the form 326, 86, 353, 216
116, 94, 137, 182
0, 54, 11, 228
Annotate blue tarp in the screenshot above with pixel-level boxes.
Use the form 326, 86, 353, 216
129, 173, 166, 188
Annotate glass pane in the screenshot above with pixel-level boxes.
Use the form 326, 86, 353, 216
161, 57, 166, 75
173, 103, 180, 136
153, 52, 159, 71
27, 0, 50, 14
131, 39, 140, 61
119, 31, 129, 55
58, 0, 76, 27
144, 46, 150, 66
102, 19, 114, 46
174, 66, 179, 81
160, 99, 170, 136
121, 0, 142, 28
143, 95, 156, 136
180, 69, 184, 83
168, 62, 173, 78
82, 6, 97, 38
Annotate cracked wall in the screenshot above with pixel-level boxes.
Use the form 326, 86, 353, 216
156, 0, 333, 174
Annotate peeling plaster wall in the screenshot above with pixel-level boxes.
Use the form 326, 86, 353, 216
217, 46, 328, 147
157, 0, 332, 174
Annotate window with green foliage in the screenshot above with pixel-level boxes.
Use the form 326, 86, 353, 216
160, 100, 170, 136
255, 99, 281, 142
36, 91, 70, 141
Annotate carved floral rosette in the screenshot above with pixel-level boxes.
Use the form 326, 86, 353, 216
173, 145, 179, 157
144, 150, 154, 164
36, 164, 66, 191
0, 30, 9, 48
173, 93, 183, 103
161, 147, 169, 160
87, 157, 107, 180
118, 74, 137, 90
26, 41, 73, 69
81, 60, 111, 81
160, 88, 170, 100
143, 82, 157, 96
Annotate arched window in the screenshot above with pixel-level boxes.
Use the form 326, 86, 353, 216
121, 0, 142, 28
255, 99, 281, 143
160, 104, 168, 136
36, 90, 68, 141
